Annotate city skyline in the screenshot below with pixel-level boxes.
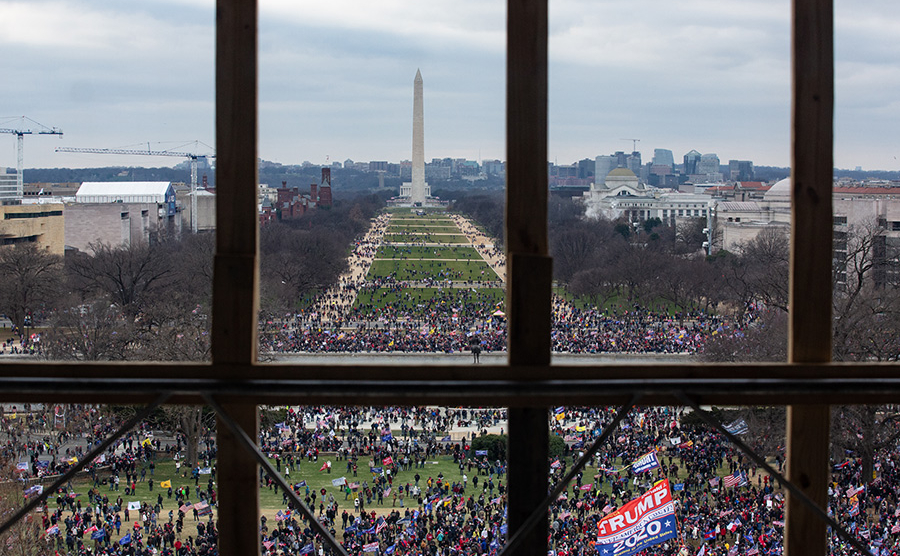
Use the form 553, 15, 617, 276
2, 0, 898, 172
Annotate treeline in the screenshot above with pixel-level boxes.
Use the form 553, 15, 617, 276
452, 192, 900, 363
450, 192, 505, 242
448, 193, 789, 322
259, 193, 385, 314
0, 192, 385, 360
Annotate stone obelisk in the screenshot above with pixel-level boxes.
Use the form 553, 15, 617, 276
410, 69, 427, 205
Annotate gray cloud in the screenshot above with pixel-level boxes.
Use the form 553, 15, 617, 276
2, 0, 897, 171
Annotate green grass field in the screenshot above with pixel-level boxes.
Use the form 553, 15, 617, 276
60, 443, 747, 547
390, 215, 453, 221
367, 260, 500, 282
387, 225, 460, 233
375, 246, 482, 260
353, 288, 505, 314
383, 233, 470, 244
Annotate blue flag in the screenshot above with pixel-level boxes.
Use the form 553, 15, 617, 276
299, 543, 315, 555
119, 533, 132, 545
475, 450, 488, 456
673, 483, 685, 491
631, 451, 660, 474
91, 529, 106, 540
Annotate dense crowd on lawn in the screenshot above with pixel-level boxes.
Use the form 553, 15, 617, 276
252, 406, 900, 556
261, 297, 730, 355
4, 401, 900, 556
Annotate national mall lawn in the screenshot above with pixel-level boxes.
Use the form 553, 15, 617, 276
67, 447, 732, 544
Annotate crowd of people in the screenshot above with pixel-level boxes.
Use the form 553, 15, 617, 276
3, 400, 900, 556
247, 405, 900, 556
257, 212, 744, 356
259, 299, 726, 355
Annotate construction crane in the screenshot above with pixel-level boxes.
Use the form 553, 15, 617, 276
620, 138, 641, 152
55, 144, 214, 233
0, 116, 63, 197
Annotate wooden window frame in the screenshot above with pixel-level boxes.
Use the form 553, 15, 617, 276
0, 0, 876, 555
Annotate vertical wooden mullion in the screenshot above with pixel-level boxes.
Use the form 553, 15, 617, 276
214, 0, 260, 555
786, 0, 833, 554
506, 2, 550, 556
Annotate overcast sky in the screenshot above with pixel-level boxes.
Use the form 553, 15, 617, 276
2, 0, 898, 172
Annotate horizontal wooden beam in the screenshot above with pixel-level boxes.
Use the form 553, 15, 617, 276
0, 361, 897, 381
0, 363, 898, 405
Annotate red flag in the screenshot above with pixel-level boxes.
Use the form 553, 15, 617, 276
382, 456, 394, 467
319, 462, 328, 471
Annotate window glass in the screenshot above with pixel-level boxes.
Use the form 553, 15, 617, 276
257, 1, 507, 364
2, 1, 215, 363
548, 0, 790, 365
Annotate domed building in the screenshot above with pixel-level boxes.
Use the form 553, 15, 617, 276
716, 176, 900, 269
763, 177, 792, 204
582, 166, 713, 225
716, 177, 792, 250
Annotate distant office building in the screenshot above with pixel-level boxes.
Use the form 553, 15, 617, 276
482, 160, 504, 176
698, 153, 720, 175
577, 158, 595, 179
595, 152, 642, 185
175, 185, 216, 232
626, 151, 642, 178
67, 182, 181, 251
691, 153, 723, 183
683, 150, 701, 175
595, 155, 617, 186
728, 160, 754, 181
652, 149, 675, 170
0, 170, 17, 200
24, 183, 80, 198
0, 201, 64, 254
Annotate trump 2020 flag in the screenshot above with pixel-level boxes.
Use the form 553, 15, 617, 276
631, 451, 661, 474
596, 479, 677, 556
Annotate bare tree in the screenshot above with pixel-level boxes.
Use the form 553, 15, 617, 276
41, 301, 132, 361
832, 406, 900, 484
67, 241, 175, 316
550, 224, 604, 283
700, 309, 788, 363
0, 244, 63, 333
739, 227, 790, 311
260, 225, 347, 313
0, 461, 46, 556
162, 406, 215, 470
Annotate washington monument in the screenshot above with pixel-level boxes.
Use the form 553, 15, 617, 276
399, 69, 431, 205
410, 69, 426, 205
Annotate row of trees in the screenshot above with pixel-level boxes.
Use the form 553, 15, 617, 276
0, 192, 384, 466
550, 201, 789, 322
0, 191, 387, 357
449, 192, 900, 482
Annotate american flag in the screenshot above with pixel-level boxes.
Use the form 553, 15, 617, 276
723, 471, 745, 488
